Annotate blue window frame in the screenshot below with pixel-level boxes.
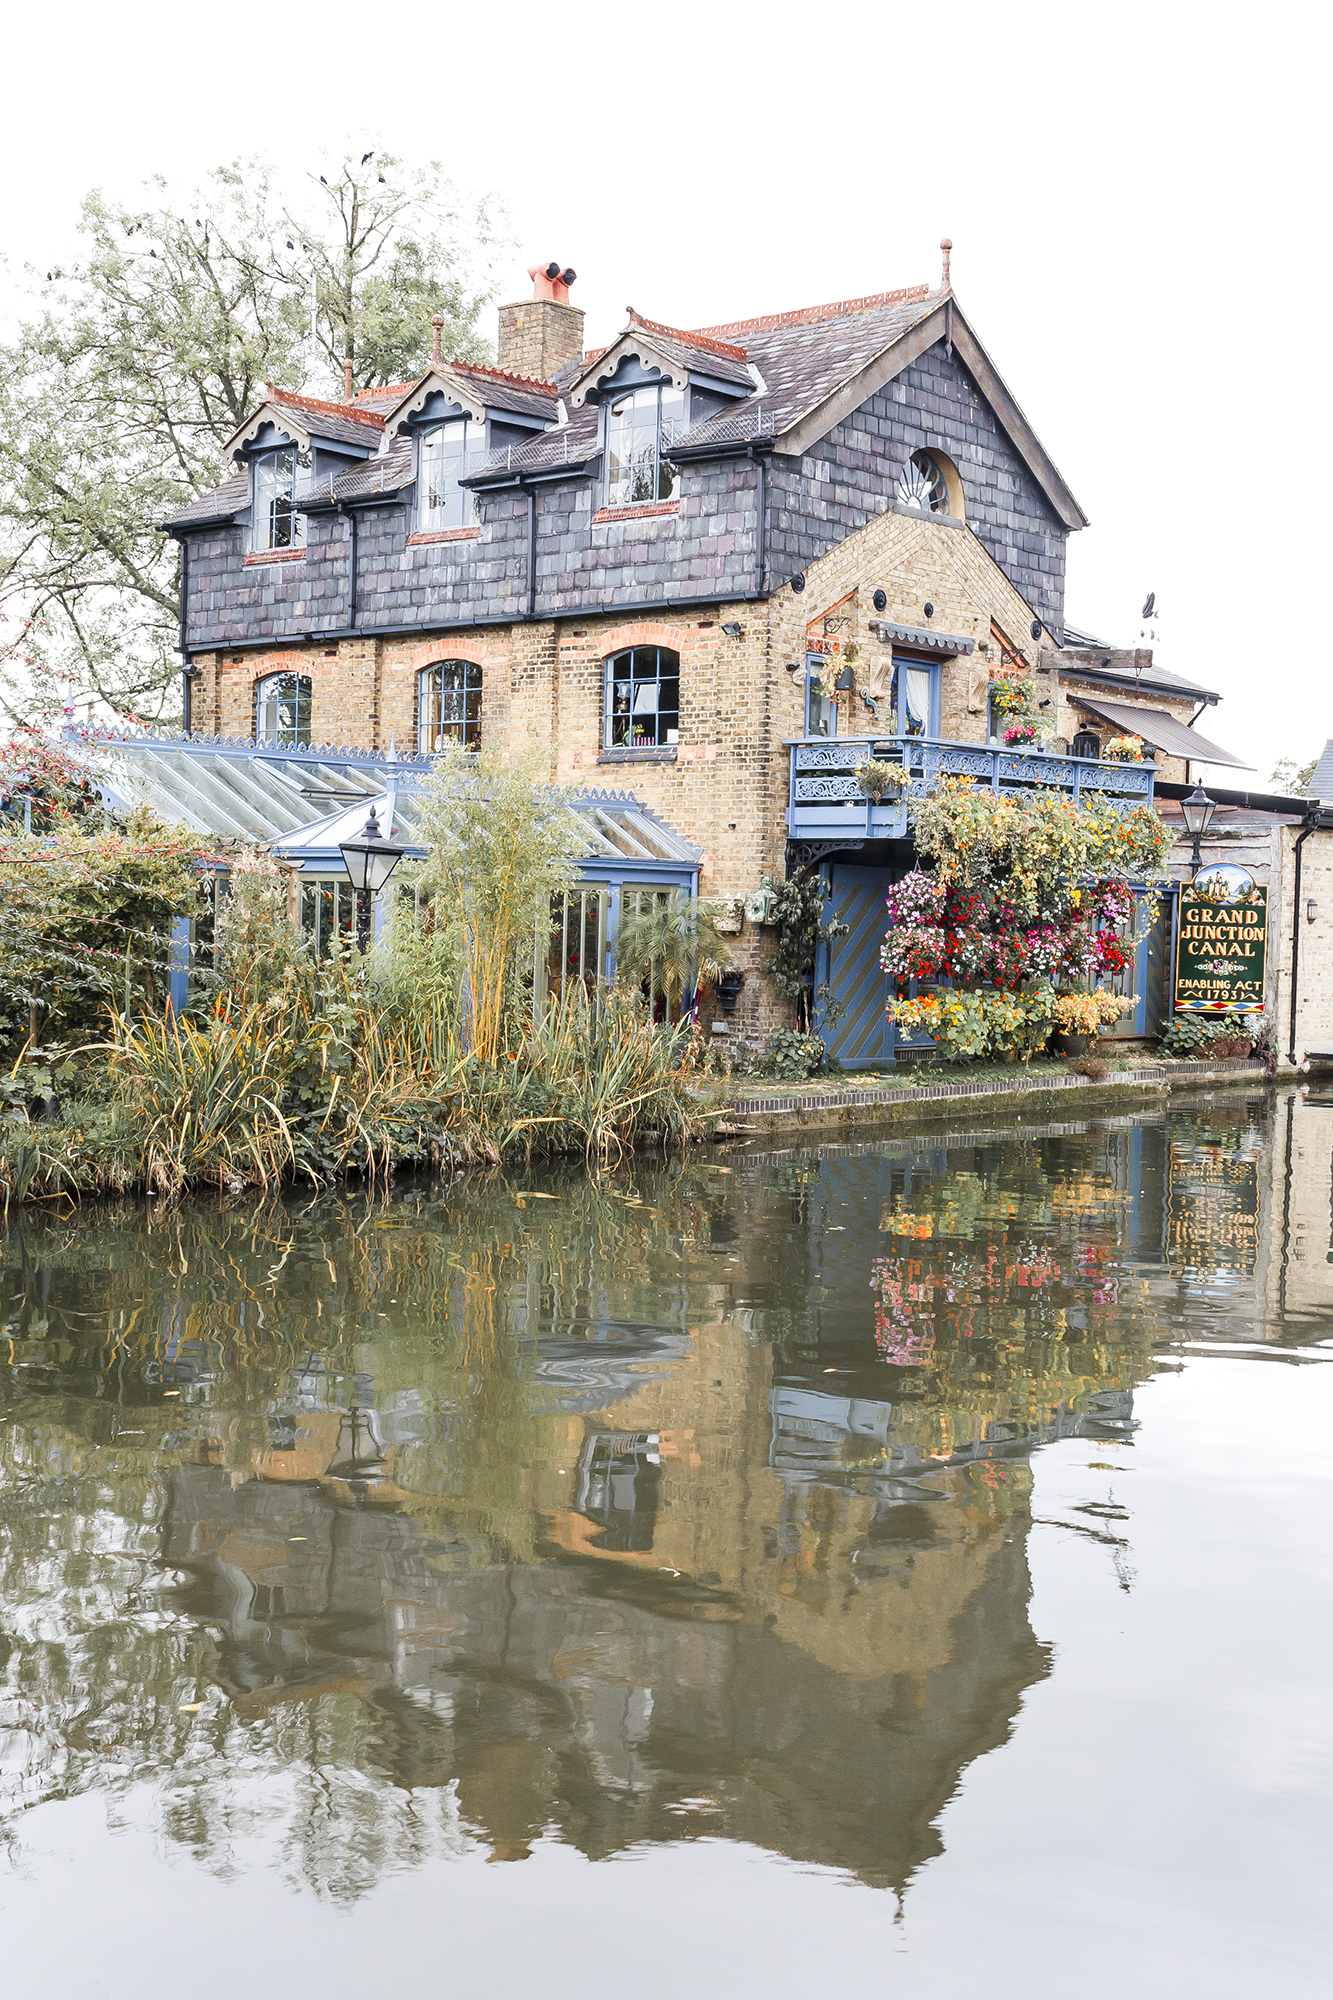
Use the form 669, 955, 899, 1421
254, 672, 311, 747
895, 656, 940, 738
805, 653, 837, 737
605, 646, 680, 748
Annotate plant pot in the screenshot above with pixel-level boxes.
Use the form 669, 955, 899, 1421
717, 971, 746, 1017
1053, 1031, 1093, 1056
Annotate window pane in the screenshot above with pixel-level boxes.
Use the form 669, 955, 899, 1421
252, 448, 309, 551
604, 647, 681, 748
420, 421, 478, 530
255, 672, 311, 747
606, 390, 659, 507
418, 661, 482, 752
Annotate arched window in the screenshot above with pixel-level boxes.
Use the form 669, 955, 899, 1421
418, 660, 482, 753
254, 672, 311, 747
895, 447, 964, 520
604, 646, 680, 749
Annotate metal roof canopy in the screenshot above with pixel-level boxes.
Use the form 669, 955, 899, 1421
1069, 698, 1251, 771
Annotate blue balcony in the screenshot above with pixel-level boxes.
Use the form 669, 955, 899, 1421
785, 735, 1156, 843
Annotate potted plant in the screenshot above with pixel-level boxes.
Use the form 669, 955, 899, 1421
1050, 988, 1134, 1055
856, 757, 909, 800
1103, 734, 1145, 763
1002, 719, 1053, 752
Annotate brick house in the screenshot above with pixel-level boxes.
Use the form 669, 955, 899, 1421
152, 247, 1247, 1060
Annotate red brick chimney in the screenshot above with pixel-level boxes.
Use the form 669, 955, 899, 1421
496, 261, 585, 382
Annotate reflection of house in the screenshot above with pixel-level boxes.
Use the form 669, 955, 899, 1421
160, 1440, 1047, 1890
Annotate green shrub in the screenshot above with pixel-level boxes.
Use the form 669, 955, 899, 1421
1160, 1013, 1257, 1060
760, 1027, 830, 1081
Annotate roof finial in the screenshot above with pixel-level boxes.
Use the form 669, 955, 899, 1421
431, 314, 443, 368
940, 238, 953, 291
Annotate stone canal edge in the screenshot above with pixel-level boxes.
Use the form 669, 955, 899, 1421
714, 1058, 1315, 1140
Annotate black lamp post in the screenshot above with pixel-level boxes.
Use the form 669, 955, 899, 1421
1180, 785, 1216, 875
339, 805, 405, 952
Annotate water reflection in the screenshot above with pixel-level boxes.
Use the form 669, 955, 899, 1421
0, 1086, 1319, 1902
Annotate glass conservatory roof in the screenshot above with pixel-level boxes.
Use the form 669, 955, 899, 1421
74, 730, 701, 871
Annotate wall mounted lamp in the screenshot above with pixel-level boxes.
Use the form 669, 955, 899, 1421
784, 661, 802, 674
1308, 900, 1319, 924
721, 621, 743, 639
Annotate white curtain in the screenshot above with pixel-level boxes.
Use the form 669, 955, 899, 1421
902, 666, 931, 735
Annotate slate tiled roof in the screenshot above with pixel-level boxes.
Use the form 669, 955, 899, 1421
320, 441, 414, 501
1060, 653, 1219, 702
160, 471, 251, 530
1307, 741, 1333, 802
685, 287, 943, 445
266, 388, 386, 450
465, 399, 600, 482
448, 359, 560, 419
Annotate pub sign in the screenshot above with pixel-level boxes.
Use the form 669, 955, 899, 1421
1174, 865, 1267, 1013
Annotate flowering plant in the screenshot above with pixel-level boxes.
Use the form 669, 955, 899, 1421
1103, 734, 1145, 763
892, 986, 1055, 1060
989, 673, 1034, 717
1002, 719, 1053, 749
1050, 990, 1135, 1034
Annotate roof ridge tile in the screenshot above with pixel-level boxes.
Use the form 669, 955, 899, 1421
625, 311, 748, 362
269, 386, 385, 429
693, 283, 934, 340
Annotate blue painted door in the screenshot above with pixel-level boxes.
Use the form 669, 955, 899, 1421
817, 863, 897, 1070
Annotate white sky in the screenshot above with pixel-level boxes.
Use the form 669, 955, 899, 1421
2, 0, 1322, 787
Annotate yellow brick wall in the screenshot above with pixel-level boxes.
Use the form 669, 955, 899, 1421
190, 511, 1159, 1034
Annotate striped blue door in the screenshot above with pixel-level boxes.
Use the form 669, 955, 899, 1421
817, 863, 897, 1070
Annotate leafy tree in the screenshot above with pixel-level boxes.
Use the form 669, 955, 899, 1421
1269, 755, 1317, 795
0, 152, 504, 728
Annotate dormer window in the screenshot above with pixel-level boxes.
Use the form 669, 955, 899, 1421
419, 420, 481, 531
605, 386, 687, 507
253, 446, 310, 551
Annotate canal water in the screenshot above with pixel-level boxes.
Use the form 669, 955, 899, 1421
0, 1088, 1329, 1996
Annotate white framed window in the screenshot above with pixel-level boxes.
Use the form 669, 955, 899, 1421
418, 660, 482, 753
604, 386, 687, 507
252, 447, 310, 551
255, 672, 311, 747
418, 421, 481, 531
605, 647, 680, 749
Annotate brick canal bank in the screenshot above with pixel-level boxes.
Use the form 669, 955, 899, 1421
716, 1057, 1302, 1141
